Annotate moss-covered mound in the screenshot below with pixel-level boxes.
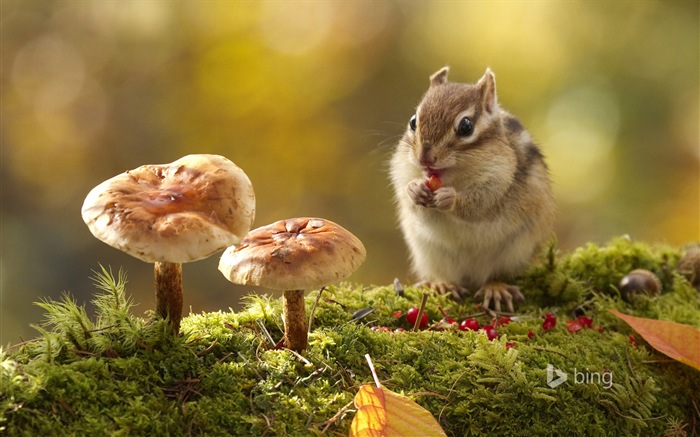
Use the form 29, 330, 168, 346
2, 237, 699, 436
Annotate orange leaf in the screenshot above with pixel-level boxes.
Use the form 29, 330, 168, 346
609, 310, 700, 371
350, 385, 447, 437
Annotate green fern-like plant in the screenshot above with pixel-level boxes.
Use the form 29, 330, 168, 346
599, 374, 658, 431
23, 265, 171, 363
33, 292, 94, 354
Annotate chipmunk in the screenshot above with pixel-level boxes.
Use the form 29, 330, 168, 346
389, 67, 555, 312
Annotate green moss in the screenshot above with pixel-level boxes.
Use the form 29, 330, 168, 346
2, 239, 699, 436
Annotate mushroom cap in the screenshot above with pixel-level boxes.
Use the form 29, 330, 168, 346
218, 217, 366, 290
82, 154, 255, 263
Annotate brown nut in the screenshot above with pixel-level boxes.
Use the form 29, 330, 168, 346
619, 269, 661, 302
677, 247, 700, 289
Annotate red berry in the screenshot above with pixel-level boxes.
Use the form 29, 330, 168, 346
566, 319, 584, 333
426, 175, 443, 191
542, 312, 557, 331
527, 330, 534, 338
392, 310, 403, 318
483, 325, 498, 341
577, 315, 593, 328
493, 316, 512, 327
567, 315, 594, 333
394, 327, 406, 333
406, 307, 428, 329
629, 335, 638, 348
459, 318, 480, 331
506, 342, 516, 349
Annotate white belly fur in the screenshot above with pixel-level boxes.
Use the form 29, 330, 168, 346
397, 197, 539, 289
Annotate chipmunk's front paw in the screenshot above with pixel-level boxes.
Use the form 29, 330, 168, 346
433, 187, 456, 211
474, 281, 524, 313
407, 179, 434, 207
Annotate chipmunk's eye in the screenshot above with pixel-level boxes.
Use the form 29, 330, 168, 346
409, 114, 417, 132
457, 117, 474, 137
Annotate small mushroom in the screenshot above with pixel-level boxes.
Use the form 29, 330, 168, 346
619, 269, 661, 302
218, 217, 366, 351
82, 154, 255, 333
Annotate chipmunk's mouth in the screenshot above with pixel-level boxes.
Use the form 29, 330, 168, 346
424, 167, 442, 178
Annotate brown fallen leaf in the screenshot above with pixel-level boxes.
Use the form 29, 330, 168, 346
609, 310, 700, 371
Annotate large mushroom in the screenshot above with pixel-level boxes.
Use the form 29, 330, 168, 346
218, 217, 366, 351
82, 154, 255, 333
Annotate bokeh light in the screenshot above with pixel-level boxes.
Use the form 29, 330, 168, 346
1, 1, 697, 345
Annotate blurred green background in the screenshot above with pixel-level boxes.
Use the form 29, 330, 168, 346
2, 1, 698, 345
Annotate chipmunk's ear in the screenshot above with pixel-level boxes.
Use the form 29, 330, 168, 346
477, 68, 498, 114
429, 66, 449, 87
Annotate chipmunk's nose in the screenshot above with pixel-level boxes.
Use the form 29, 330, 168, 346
419, 143, 436, 167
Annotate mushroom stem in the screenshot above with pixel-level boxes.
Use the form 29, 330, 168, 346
283, 289, 307, 351
154, 261, 183, 334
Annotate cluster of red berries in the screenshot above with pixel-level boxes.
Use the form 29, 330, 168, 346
459, 316, 511, 341
370, 305, 613, 351
373, 306, 513, 343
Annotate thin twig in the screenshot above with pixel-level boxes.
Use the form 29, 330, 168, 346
493, 310, 519, 317
289, 349, 312, 366
7, 337, 42, 351
320, 401, 354, 433
462, 311, 487, 319
690, 397, 700, 429
186, 333, 206, 344
413, 292, 429, 332
365, 353, 381, 388
237, 352, 264, 380
625, 347, 635, 377
260, 413, 273, 437
217, 352, 234, 364
446, 371, 469, 397
196, 338, 218, 357
54, 397, 77, 418
136, 341, 154, 351
308, 287, 326, 335
255, 319, 276, 348
482, 306, 498, 319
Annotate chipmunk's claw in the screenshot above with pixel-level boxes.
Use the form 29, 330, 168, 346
474, 282, 524, 313
416, 280, 468, 301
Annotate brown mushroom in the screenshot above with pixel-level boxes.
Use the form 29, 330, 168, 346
218, 217, 366, 351
82, 154, 255, 333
